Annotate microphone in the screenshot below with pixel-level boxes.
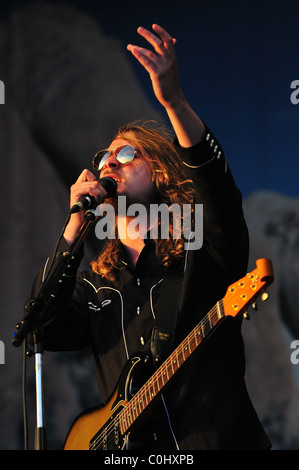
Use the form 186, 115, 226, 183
70, 177, 117, 213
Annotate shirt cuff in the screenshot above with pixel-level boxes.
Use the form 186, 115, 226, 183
174, 126, 226, 171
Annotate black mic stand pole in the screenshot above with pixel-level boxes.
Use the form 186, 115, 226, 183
12, 208, 98, 450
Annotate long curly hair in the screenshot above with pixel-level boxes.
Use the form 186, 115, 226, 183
91, 121, 195, 280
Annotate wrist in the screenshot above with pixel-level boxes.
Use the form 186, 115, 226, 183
63, 214, 83, 245
165, 96, 205, 148
163, 89, 186, 113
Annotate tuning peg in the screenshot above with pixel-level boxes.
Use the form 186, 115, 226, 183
252, 302, 258, 311
261, 292, 269, 301
243, 311, 250, 320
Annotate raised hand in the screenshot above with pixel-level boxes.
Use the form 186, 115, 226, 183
127, 24, 181, 110
127, 24, 205, 147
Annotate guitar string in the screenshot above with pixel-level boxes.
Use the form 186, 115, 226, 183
89, 302, 224, 449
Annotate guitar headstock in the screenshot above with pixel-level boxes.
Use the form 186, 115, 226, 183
223, 258, 274, 319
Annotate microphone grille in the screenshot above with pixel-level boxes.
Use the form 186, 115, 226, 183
99, 177, 117, 197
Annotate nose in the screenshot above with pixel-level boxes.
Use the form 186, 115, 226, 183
101, 153, 120, 171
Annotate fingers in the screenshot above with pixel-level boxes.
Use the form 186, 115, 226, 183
65, 170, 108, 242
75, 168, 97, 183
150, 24, 177, 51
137, 26, 167, 54
127, 24, 177, 79
140, 24, 176, 52
127, 24, 176, 60
127, 44, 157, 74
71, 169, 108, 207
127, 24, 180, 109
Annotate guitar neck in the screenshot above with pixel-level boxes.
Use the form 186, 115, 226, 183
119, 300, 225, 435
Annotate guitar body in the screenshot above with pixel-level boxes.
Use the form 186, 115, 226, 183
64, 354, 175, 450
64, 387, 123, 450
64, 355, 142, 450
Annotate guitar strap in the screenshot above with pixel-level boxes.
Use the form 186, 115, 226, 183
150, 272, 183, 366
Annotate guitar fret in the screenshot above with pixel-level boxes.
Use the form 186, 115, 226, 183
156, 372, 160, 391
162, 364, 166, 385
188, 335, 193, 353
176, 348, 180, 367
150, 379, 154, 398
139, 396, 144, 412
176, 350, 180, 367
162, 363, 169, 385
188, 336, 192, 354
164, 362, 170, 381
184, 342, 189, 361
146, 384, 151, 403
182, 344, 186, 361
194, 327, 200, 345
216, 301, 222, 319
136, 398, 141, 416
170, 356, 175, 374
136, 396, 142, 417
149, 382, 154, 398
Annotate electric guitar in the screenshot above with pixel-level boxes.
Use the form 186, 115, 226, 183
64, 258, 274, 450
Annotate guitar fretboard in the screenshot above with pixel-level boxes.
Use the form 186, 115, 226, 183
119, 300, 225, 434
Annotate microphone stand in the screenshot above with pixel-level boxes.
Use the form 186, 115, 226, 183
33, 328, 46, 450
12, 208, 98, 450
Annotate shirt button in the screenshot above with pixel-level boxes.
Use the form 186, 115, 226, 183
136, 278, 141, 286
140, 337, 145, 346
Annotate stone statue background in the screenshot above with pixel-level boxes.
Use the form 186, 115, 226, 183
0, 2, 298, 450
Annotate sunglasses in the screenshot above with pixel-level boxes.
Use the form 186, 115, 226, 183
92, 145, 138, 171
